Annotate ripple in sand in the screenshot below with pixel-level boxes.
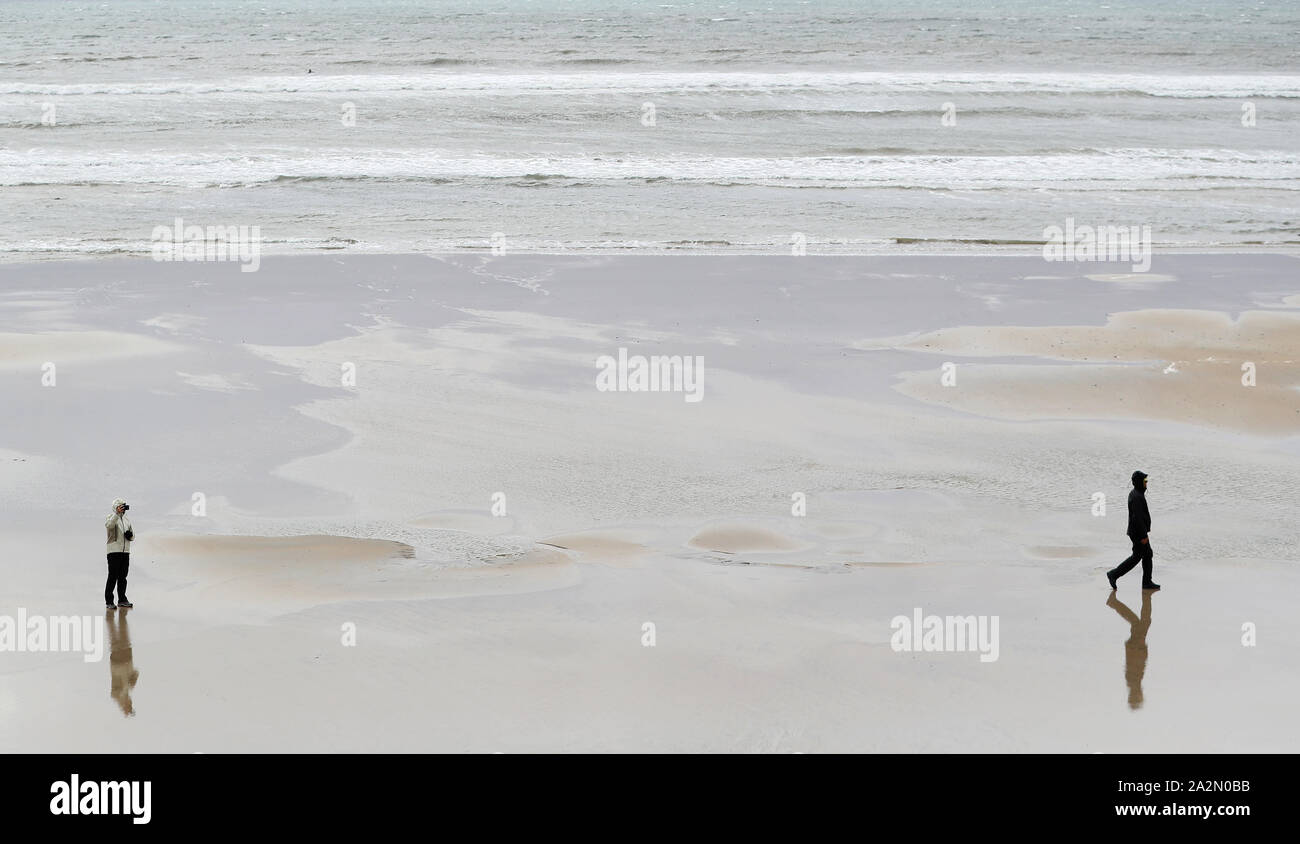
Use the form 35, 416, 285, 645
1025, 546, 1097, 559
1085, 273, 1176, 283
147, 533, 577, 612
842, 561, 933, 567
539, 530, 652, 564
408, 510, 516, 535
687, 523, 809, 554
490, 544, 573, 566
152, 533, 414, 562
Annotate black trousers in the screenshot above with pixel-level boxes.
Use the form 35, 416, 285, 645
105, 552, 130, 604
1110, 538, 1154, 585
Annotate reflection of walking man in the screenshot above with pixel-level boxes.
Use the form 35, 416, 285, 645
1107, 471, 1161, 591
107, 608, 139, 716
1106, 591, 1153, 709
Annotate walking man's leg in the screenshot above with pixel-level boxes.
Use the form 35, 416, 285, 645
1141, 543, 1159, 589
1108, 541, 1143, 586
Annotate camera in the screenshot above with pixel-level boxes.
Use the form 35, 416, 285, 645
122, 504, 129, 510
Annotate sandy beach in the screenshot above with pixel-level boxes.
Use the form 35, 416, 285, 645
1, 252, 1297, 752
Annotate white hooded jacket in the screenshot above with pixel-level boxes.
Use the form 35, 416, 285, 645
105, 498, 134, 554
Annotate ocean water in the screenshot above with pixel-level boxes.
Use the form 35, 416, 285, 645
1, 0, 1298, 258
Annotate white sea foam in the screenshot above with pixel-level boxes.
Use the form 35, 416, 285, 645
3, 149, 1297, 188
4, 71, 1299, 98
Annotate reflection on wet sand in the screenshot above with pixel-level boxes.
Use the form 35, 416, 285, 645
1107, 591, 1154, 710
107, 609, 139, 717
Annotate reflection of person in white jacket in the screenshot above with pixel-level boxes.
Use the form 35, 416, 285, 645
104, 498, 135, 609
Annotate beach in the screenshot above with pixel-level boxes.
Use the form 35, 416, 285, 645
1, 252, 1297, 752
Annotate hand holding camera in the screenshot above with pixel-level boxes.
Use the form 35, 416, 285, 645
116, 501, 133, 540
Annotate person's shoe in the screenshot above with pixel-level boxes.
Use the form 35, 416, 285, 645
106, 603, 117, 610
1106, 571, 1118, 590
1142, 582, 1161, 591
117, 600, 133, 608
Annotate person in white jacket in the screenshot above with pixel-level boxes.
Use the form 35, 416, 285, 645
104, 498, 135, 609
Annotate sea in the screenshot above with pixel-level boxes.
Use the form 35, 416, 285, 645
1, 0, 1298, 259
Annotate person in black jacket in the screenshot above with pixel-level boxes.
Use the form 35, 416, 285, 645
1107, 471, 1161, 591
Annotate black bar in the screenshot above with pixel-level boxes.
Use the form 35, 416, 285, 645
7, 754, 1281, 830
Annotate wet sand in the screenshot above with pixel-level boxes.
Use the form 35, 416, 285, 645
0, 329, 179, 369
4, 542, 1294, 752
1, 253, 1297, 752
858, 308, 1300, 435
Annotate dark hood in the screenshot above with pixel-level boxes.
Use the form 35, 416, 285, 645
1131, 470, 1148, 489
